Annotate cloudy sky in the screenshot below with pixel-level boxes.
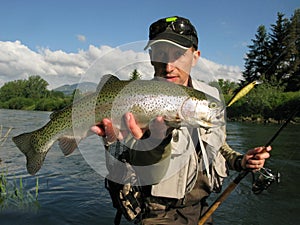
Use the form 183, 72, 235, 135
0, 0, 298, 89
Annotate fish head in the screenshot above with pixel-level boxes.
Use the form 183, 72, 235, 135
179, 97, 225, 128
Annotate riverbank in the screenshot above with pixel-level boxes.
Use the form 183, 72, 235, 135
227, 116, 300, 124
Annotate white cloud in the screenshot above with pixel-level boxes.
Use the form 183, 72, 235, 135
76, 34, 86, 42
0, 40, 243, 89
193, 57, 243, 83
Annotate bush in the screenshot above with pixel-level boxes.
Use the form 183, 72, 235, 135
6, 97, 35, 110
273, 92, 300, 121
226, 82, 300, 122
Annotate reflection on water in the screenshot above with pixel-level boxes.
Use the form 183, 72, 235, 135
0, 109, 299, 225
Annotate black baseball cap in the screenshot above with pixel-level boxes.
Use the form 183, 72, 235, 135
144, 16, 198, 50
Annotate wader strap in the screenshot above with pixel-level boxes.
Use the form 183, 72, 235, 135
190, 128, 211, 180
114, 209, 122, 225
197, 129, 211, 181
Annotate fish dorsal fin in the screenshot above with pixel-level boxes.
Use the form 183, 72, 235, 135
96, 74, 120, 91
58, 136, 80, 156
50, 109, 62, 120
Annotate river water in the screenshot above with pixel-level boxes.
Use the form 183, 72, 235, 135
0, 109, 299, 225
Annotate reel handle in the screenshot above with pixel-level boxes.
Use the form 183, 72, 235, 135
252, 167, 280, 194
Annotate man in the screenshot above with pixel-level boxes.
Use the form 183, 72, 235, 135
91, 16, 271, 225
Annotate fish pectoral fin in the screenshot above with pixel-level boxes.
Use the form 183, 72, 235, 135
164, 115, 182, 128
58, 136, 80, 156
165, 120, 181, 128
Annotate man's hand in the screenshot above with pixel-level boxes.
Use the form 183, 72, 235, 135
90, 112, 170, 141
90, 118, 121, 144
241, 146, 272, 172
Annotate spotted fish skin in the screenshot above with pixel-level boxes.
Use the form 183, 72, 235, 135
12, 75, 223, 175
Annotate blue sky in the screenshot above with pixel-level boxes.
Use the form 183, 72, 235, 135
0, 0, 299, 88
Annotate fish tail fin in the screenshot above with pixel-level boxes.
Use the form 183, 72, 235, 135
12, 132, 46, 175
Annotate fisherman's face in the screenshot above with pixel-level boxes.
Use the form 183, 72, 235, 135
150, 43, 200, 86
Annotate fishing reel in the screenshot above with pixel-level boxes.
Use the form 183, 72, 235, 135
251, 167, 280, 194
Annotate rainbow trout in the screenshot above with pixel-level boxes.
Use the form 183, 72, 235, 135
12, 75, 224, 175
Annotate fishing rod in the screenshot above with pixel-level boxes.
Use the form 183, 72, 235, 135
198, 107, 299, 225
251, 107, 299, 194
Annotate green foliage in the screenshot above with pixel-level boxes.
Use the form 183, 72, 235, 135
243, 9, 300, 92
5, 97, 35, 110
231, 9, 300, 121
226, 82, 300, 121
35, 97, 71, 111
130, 69, 142, 80
0, 75, 72, 111
0, 79, 27, 102
0, 127, 39, 211
24, 75, 49, 99
273, 92, 300, 121
0, 171, 39, 211
209, 79, 239, 95
243, 25, 271, 82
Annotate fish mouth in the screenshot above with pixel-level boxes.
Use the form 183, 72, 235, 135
197, 120, 220, 128
197, 110, 225, 128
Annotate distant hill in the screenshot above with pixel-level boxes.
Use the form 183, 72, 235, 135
54, 82, 97, 96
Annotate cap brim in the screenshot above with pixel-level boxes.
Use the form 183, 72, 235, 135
144, 39, 189, 50
144, 29, 194, 50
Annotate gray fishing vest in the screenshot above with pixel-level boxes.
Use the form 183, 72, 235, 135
150, 79, 228, 198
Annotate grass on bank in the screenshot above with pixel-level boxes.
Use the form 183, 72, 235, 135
0, 125, 39, 211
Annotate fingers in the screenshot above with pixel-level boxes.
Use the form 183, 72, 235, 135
103, 118, 121, 142
149, 116, 169, 139
247, 146, 272, 156
91, 113, 144, 141
124, 112, 144, 139
91, 113, 169, 142
90, 125, 105, 136
90, 118, 121, 142
124, 113, 169, 140
243, 146, 272, 171
246, 158, 266, 171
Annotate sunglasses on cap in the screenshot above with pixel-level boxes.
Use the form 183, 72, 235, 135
149, 16, 198, 40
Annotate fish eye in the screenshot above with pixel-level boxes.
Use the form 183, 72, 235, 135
209, 102, 218, 108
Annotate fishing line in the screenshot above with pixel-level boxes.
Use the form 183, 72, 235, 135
261, 36, 299, 79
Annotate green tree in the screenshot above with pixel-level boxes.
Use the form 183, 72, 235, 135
24, 75, 50, 99
285, 9, 300, 91
243, 25, 271, 82
0, 75, 71, 111
0, 75, 50, 102
243, 10, 300, 91
6, 97, 35, 110
130, 69, 142, 80
268, 13, 290, 83
209, 79, 238, 95
0, 80, 26, 102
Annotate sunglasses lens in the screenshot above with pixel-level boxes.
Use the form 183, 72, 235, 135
172, 21, 188, 34
149, 21, 167, 39
149, 18, 197, 40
